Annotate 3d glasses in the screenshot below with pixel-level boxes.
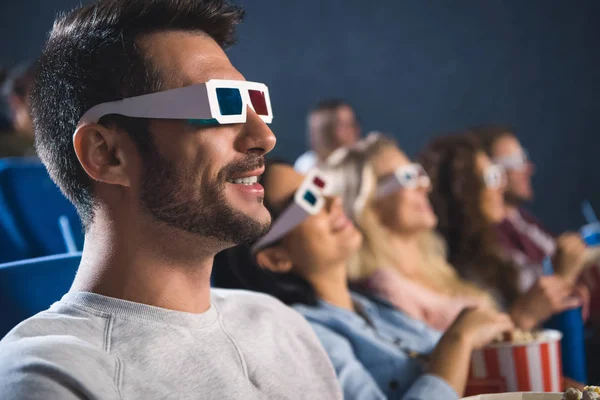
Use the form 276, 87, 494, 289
493, 149, 530, 171
251, 169, 329, 253
376, 163, 431, 198
484, 164, 507, 189
77, 79, 273, 127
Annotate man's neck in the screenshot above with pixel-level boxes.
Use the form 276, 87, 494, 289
305, 263, 354, 312
71, 209, 219, 314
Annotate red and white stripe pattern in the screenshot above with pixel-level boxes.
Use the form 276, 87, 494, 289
469, 331, 562, 392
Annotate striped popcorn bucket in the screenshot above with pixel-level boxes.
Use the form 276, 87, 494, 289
468, 330, 563, 393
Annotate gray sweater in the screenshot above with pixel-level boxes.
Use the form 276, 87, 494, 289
0, 290, 342, 399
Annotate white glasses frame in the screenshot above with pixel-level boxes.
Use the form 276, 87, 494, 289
484, 164, 507, 189
251, 169, 329, 253
76, 79, 273, 128
493, 149, 530, 171
376, 163, 431, 198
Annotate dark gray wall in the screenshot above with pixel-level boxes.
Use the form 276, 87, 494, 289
1, 0, 599, 233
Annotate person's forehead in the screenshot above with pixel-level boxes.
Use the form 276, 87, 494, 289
336, 105, 356, 120
139, 30, 245, 89
492, 135, 521, 157
264, 165, 304, 209
308, 110, 336, 135
371, 146, 409, 177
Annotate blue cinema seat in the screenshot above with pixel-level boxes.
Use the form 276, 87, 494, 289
0, 158, 84, 262
0, 252, 81, 338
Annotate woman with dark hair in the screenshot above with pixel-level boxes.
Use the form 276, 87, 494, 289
214, 160, 514, 400
418, 133, 583, 330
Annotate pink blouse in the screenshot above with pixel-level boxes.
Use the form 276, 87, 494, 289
361, 268, 486, 331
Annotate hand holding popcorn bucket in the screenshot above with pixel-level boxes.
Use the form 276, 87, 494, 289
467, 330, 563, 393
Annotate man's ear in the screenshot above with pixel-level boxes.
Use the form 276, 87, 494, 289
256, 247, 293, 273
73, 123, 133, 187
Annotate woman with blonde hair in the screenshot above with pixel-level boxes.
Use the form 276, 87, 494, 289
321, 133, 492, 331
323, 132, 581, 331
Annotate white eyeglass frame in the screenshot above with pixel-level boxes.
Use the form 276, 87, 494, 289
493, 149, 530, 171
376, 163, 431, 198
251, 169, 329, 253
76, 79, 273, 128
484, 164, 507, 189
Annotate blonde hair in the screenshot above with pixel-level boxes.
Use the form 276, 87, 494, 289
322, 133, 491, 300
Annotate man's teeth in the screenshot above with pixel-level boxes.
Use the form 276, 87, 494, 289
229, 176, 259, 185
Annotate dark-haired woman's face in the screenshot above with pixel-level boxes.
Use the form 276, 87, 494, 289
476, 152, 506, 223
261, 165, 362, 275
371, 146, 437, 234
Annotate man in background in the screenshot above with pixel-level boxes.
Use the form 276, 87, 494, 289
478, 126, 588, 283
294, 99, 361, 173
480, 126, 600, 383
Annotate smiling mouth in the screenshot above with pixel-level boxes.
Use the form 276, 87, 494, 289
226, 176, 260, 185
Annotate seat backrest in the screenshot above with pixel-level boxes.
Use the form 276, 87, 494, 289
0, 253, 81, 338
0, 158, 84, 258
0, 217, 30, 263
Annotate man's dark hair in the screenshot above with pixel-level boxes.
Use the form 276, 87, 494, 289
471, 125, 515, 157
30, 0, 244, 227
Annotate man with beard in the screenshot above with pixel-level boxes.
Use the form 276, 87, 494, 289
476, 126, 588, 295
0, 1, 341, 399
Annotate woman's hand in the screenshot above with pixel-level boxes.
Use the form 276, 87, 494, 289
428, 307, 514, 396
445, 307, 515, 349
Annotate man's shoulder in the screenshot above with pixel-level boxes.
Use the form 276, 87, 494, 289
293, 151, 317, 173
0, 311, 119, 398
0, 306, 117, 373
518, 207, 550, 230
211, 288, 290, 312
0, 330, 111, 365
2, 302, 109, 345
211, 288, 307, 326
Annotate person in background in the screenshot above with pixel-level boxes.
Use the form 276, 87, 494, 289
294, 99, 361, 173
476, 126, 596, 382
0, 1, 342, 399
215, 160, 514, 400
419, 133, 583, 330
0, 62, 37, 157
476, 126, 588, 290
320, 133, 494, 331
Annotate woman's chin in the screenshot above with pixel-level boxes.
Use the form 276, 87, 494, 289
343, 229, 363, 254
425, 215, 438, 229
